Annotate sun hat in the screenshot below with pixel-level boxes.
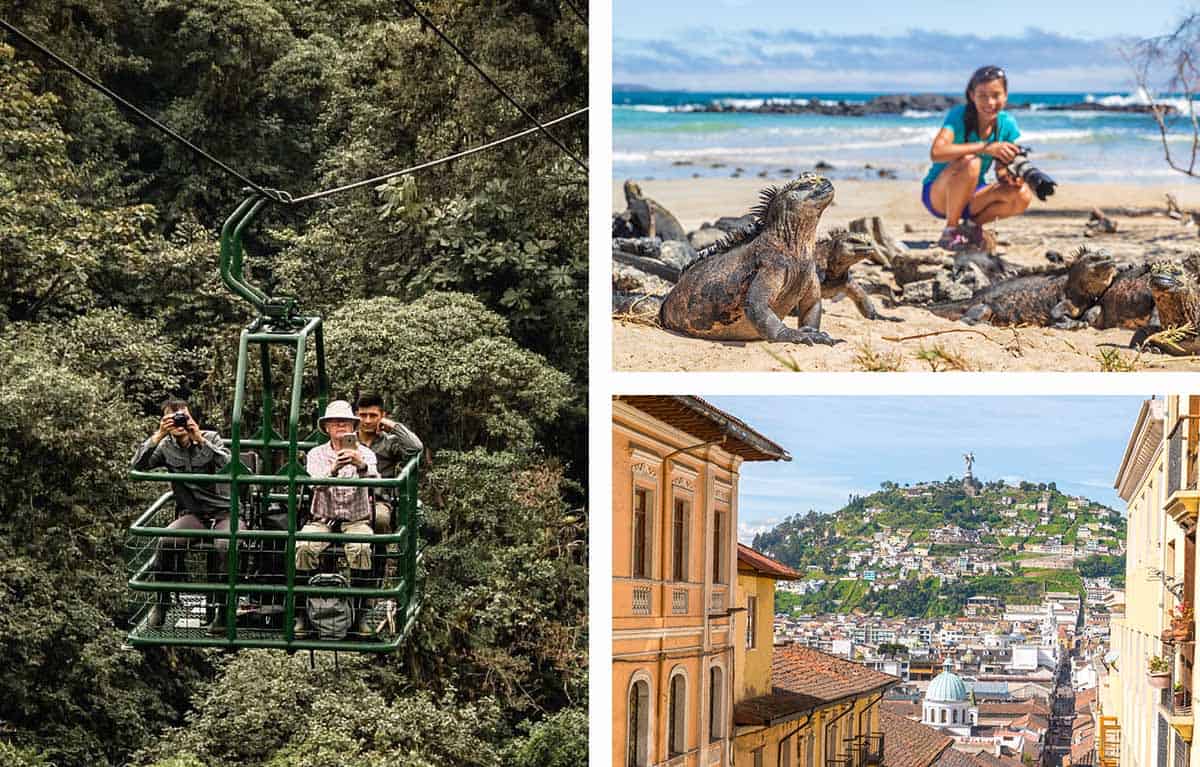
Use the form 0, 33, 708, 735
318, 400, 360, 433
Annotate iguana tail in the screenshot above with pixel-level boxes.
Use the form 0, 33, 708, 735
925, 297, 973, 321
613, 292, 664, 320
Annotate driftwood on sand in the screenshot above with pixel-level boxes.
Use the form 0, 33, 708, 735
848, 216, 906, 267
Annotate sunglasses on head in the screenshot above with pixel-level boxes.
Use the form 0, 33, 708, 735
971, 66, 1007, 83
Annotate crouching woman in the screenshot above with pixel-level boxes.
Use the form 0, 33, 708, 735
922, 65, 1033, 252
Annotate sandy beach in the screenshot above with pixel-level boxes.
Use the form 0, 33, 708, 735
612, 178, 1200, 371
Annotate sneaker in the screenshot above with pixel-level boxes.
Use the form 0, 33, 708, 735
962, 221, 988, 248
937, 226, 970, 252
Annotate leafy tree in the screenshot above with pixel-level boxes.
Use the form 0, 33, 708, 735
321, 292, 573, 455
0, 2, 586, 763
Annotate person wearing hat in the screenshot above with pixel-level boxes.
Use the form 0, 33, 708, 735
294, 399, 380, 637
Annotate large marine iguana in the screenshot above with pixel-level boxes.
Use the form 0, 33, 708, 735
926, 246, 1117, 328
1146, 257, 1200, 354
656, 174, 840, 344
614, 229, 898, 323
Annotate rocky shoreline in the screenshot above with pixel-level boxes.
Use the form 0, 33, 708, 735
686, 93, 1173, 117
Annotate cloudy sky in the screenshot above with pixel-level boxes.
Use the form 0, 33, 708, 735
613, 0, 1188, 91
703, 396, 1147, 544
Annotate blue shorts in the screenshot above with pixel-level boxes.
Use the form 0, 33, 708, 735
922, 180, 986, 221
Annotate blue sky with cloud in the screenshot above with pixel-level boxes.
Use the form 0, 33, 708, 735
614, 1, 1187, 91
703, 396, 1147, 544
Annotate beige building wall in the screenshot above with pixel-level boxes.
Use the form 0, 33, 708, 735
613, 399, 742, 767
1113, 396, 1200, 767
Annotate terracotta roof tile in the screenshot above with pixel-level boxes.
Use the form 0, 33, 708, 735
977, 701, 1049, 718
881, 700, 922, 719
738, 544, 802, 580
773, 645, 899, 701
880, 710, 954, 767
733, 690, 827, 726
937, 749, 993, 767
1071, 736, 1096, 766
735, 646, 899, 726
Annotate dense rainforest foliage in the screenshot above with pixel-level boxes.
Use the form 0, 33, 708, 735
0, 2, 587, 765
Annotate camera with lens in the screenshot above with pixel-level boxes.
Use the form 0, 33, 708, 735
1003, 145, 1057, 201
171, 411, 189, 428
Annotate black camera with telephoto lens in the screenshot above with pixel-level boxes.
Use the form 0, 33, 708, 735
1004, 145, 1057, 201
171, 411, 189, 428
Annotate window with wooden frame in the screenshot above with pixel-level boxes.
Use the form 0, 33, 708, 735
747, 595, 758, 648
633, 487, 653, 579
672, 495, 690, 581
669, 672, 687, 757
709, 665, 724, 741
627, 679, 650, 767
713, 508, 727, 584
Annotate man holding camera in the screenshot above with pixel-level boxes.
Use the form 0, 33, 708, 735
131, 397, 235, 632
294, 399, 380, 637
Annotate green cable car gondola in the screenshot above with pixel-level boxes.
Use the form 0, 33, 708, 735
126, 194, 421, 652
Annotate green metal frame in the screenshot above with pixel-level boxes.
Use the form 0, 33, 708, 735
126, 194, 422, 651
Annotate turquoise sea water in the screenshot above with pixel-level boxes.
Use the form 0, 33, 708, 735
613, 90, 1196, 185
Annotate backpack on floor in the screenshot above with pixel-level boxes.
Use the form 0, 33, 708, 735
306, 572, 352, 640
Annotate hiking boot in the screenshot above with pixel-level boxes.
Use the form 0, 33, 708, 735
205, 607, 228, 636
937, 225, 971, 252
293, 613, 310, 638
147, 602, 167, 629
351, 609, 375, 638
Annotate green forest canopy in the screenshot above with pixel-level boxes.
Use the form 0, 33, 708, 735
0, 2, 586, 765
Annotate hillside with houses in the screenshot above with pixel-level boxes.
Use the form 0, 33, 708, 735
753, 477, 1126, 617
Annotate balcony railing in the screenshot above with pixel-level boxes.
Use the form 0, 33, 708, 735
1159, 640, 1194, 743
672, 588, 688, 615
1166, 414, 1200, 526
863, 734, 885, 766
1098, 715, 1120, 767
710, 590, 726, 613
830, 735, 886, 767
632, 587, 651, 615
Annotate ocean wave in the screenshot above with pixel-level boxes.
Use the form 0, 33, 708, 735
902, 110, 937, 118
1051, 167, 1184, 178
617, 104, 674, 113
1017, 128, 1112, 142
613, 151, 652, 163
1091, 88, 1196, 115
761, 125, 936, 139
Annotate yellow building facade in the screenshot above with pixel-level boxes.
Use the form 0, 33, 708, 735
1113, 396, 1200, 767
732, 544, 895, 767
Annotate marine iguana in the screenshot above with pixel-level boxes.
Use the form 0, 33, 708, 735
1146, 257, 1200, 354
624, 180, 689, 241
657, 174, 840, 344
927, 246, 1117, 328
1087, 262, 1158, 339
812, 229, 902, 322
